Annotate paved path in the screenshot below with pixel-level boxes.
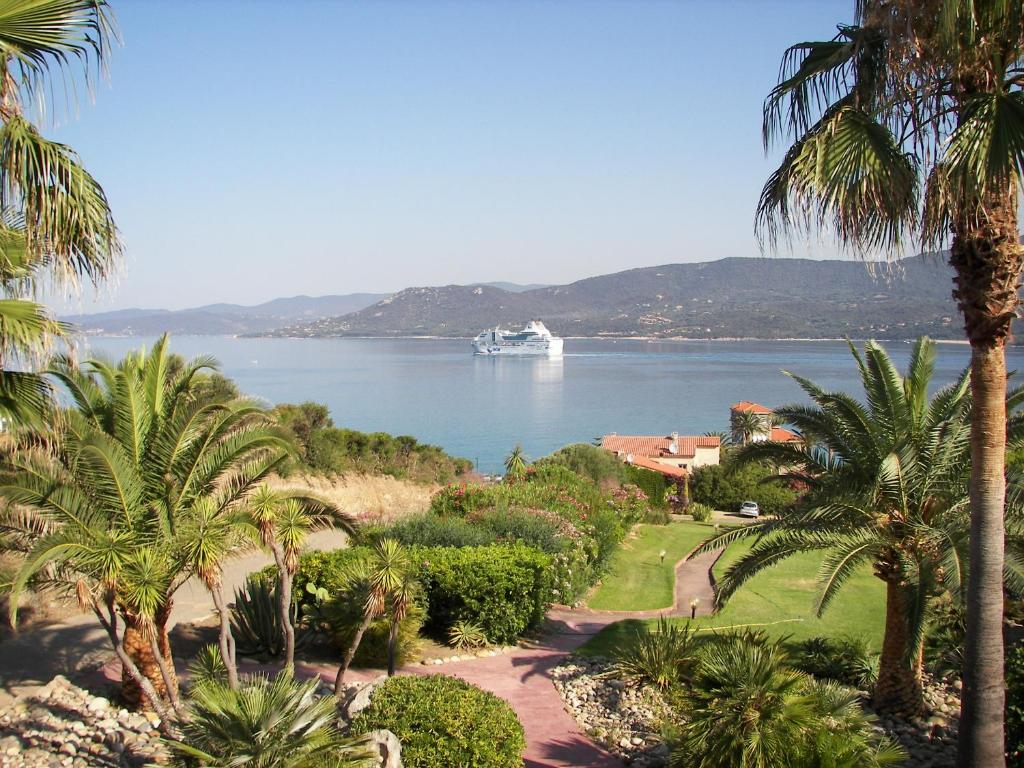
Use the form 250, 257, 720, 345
5, 533, 723, 768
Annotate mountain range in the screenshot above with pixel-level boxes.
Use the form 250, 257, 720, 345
263, 255, 970, 341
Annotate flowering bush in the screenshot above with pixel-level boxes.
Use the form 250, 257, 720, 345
608, 484, 650, 524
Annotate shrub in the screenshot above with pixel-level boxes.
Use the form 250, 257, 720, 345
690, 462, 798, 517
536, 443, 627, 485
323, 599, 424, 668
365, 513, 493, 548
624, 464, 671, 508
411, 544, 552, 644
790, 636, 879, 690
607, 484, 651, 524
613, 617, 700, 689
687, 502, 714, 523
643, 506, 670, 525
351, 675, 525, 768
1008, 641, 1024, 767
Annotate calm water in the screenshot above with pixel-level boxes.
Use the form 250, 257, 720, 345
79, 336, 1024, 474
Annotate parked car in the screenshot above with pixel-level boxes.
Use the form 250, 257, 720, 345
739, 500, 760, 518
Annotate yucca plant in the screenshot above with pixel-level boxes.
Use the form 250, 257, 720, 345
448, 620, 487, 650
187, 644, 228, 689
165, 672, 373, 768
612, 617, 699, 690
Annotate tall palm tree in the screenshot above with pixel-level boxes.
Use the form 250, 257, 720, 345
730, 410, 765, 446
504, 444, 527, 480
756, 4, 1023, 759
166, 672, 372, 768
3, 337, 294, 707
693, 338, 974, 714
247, 484, 357, 670
0, 1, 120, 425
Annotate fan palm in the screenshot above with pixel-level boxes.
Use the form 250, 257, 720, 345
756, 3, 1023, 759
670, 637, 903, 768
2, 337, 294, 708
0, 1, 120, 426
166, 671, 373, 768
693, 338, 974, 714
247, 484, 357, 670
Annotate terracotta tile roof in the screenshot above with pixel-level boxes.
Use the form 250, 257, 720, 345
770, 426, 801, 443
601, 434, 720, 459
626, 455, 689, 479
731, 400, 774, 414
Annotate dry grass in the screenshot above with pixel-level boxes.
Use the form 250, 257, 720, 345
268, 473, 437, 525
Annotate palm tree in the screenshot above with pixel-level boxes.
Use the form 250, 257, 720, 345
165, 672, 372, 768
333, 538, 415, 694
504, 444, 527, 480
0, 1, 120, 425
3, 337, 294, 707
694, 338, 973, 714
730, 410, 765, 446
248, 484, 357, 670
756, 4, 1023, 759
670, 638, 903, 768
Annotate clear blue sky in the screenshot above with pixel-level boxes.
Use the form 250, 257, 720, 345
51, 0, 856, 312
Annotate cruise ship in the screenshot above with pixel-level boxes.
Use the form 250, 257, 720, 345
472, 320, 564, 355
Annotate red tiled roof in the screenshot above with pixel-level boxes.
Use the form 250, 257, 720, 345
626, 455, 689, 479
770, 426, 801, 443
601, 434, 720, 459
731, 400, 773, 414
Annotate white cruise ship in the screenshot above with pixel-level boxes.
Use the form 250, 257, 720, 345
472, 320, 564, 355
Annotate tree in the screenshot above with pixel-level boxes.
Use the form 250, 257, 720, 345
3, 337, 293, 708
756, 4, 1023, 759
333, 538, 415, 694
731, 410, 765, 445
165, 672, 372, 768
504, 444, 527, 480
694, 338, 974, 714
248, 484, 356, 670
0, 1, 120, 426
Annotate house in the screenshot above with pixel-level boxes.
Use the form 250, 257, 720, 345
601, 432, 721, 478
729, 401, 801, 445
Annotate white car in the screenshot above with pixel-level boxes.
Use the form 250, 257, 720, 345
739, 501, 760, 518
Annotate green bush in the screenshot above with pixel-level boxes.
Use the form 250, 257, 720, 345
624, 464, 671, 508
789, 636, 879, 690
536, 443, 627, 485
690, 462, 798, 517
351, 675, 525, 768
1008, 641, 1024, 767
363, 513, 493, 548
687, 502, 714, 523
411, 544, 552, 644
323, 599, 424, 668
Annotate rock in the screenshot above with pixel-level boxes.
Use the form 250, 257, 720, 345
365, 729, 402, 768
58, 743, 76, 757
339, 675, 388, 722
86, 696, 109, 713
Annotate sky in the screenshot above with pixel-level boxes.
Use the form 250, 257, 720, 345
48, 0, 858, 312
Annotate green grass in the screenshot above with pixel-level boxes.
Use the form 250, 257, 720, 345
579, 539, 886, 656
587, 521, 715, 611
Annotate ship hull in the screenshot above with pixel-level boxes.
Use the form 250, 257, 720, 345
472, 338, 563, 355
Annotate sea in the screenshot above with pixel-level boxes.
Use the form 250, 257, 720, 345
78, 336, 1024, 475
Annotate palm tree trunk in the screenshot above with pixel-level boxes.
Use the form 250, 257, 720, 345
873, 579, 923, 716
335, 612, 374, 697
387, 617, 399, 677
121, 602, 178, 709
949, 185, 1022, 768
210, 584, 239, 690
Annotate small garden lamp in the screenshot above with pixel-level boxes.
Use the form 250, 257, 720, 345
659, 549, 667, 564
690, 597, 700, 619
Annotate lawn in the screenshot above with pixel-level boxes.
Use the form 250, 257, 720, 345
587, 521, 716, 611
579, 538, 886, 655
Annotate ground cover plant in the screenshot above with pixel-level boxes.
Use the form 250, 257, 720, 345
587, 522, 715, 611
351, 674, 525, 768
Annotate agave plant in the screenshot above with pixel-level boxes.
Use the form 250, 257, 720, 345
611, 617, 699, 690
448, 620, 487, 650
229, 574, 313, 662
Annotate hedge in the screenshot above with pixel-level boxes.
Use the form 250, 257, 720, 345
410, 544, 552, 644
352, 675, 525, 768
